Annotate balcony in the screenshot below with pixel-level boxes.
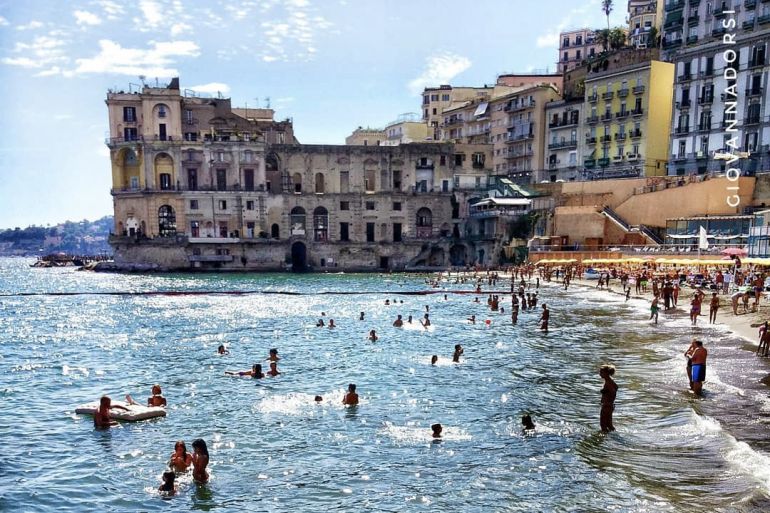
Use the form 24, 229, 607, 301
632, 108, 644, 117
672, 153, 688, 162
584, 158, 596, 168
445, 117, 464, 126
691, 0, 701, 5
615, 110, 630, 119
632, 85, 645, 94
602, 91, 614, 101
697, 123, 711, 132
688, 14, 699, 25
677, 99, 692, 108
586, 115, 600, 124
665, 18, 684, 29
687, 35, 699, 44
749, 57, 766, 68
598, 158, 610, 167
615, 133, 627, 140
746, 87, 764, 97
617, 88, 630, 98
745, 0, 756, 8
712, 27, 727, 37
548, 140, 578, 149
586, 136, 598, 144
627, 154, 640, 161
746, 116, 761, 125
698, 96, 714, 105
504, 101, 536, 112
601, 113, 613, 121
613, 155, 624, 163
600, 135, 612, 143
663, 38, 683, 48
677, 73, 691, 82
630, 129, 643, 139
665, 0, 685, 11
759, 14, 770, 24
713, 5, 730, 16
588, 93, 599, 103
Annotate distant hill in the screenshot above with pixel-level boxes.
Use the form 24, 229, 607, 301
0, 216, 113, 256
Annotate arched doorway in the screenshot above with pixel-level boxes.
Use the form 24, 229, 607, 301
416, 207, 433, 238
158, 205, 176, 236
291, 241, 307, 272
154, 153, 174, 190
271, 223, 280, 239
290, 206, 306, 236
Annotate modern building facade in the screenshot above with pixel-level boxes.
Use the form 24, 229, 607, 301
664, 0, 770, 175
628, 0, 664, 48
558, 28, 603, 73
583, 59, 674, 179
106, 79, 500, 271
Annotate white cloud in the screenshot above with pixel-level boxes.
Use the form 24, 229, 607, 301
189, 82, 230, 95
170, 22, 192, 37
73, 39, 200, 76
407, 53, 472, 95
74, 10, 102, 26
16, 20, 44, 31
0, 16, 9, 26
139, 0, 163, 28
96, 0, 125, 20
2, 34, 69, 71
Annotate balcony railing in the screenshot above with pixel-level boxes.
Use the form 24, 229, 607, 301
630, 130, 643, 138
713, 5, 729, 16
618, 88, 630, 98
746, 87, 763, 97
586, 115, 599, 124
665, 0, 684, 11
688, 15, 699, 25
584, 158, 596, 168
586, 136, 597, 144
598, 157, 610, 167
745, 0, 757, 8
632, 85, 645, 94
548, 140, 578, 149
632, 108, 644, 116
615, 133, 627, 140
687, 35, 699, 44
743, 19, 756, 29
698, 96, 714, 105
602, 91, 614, 100
600, 135, 612, 142
760, 14, 770, 24
677, 99, 692, 108
663, 38, 683, 48
615, 110, 630, 119
712, 27, 727, 37
588, 93, 599, 102
677, 73, 691, 82
675, 125, 690, 134
601, 113, 613, 121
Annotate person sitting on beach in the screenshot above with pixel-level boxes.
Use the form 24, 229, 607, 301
191, 439, 209, 483
452, 344, 464, 363
158, 470, 176, 495
93, 395, 130, 429
342, 383, 359, 406
431, 423, 443, 439
431, 355, 438, 365
225, 364, 265, 379
266, 349, 280, 362
521, 414, 536, 431
393, 315, 403, 327
217, 344, 229, 355
170, 440, 193, 472
368, 330, 378, 341
126, 384, 167, 408
266, 362, 281, 377
328, 319, 336, 329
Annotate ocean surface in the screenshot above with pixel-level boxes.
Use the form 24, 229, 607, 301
1, 257, 770, 512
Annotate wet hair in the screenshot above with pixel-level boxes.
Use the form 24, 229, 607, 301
431, 355, 438, 364
152, 384, 162, 394
521, 414, 535, 429
160, 470, 175, 491
600, 364, 616, 376
100, 395, 111, 406
218, 344, 226, 352
454, 344, 462, 350
314, 395, 323, 402
431, 423, 442, 434
174, 440, 188, 458
695, 340, 703, 347
192, 438, 208, 457
348, 383, 356, 392
269, 348, 278, 355
252, 364, 263, 377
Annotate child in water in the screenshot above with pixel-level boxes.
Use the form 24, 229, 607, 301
342, 383, 359, 405
368, 330, 378, 341
169, 440, 193, 472
158, 470, 176, 495
191, 439, 209, 483
431, 423, 443, 438
453, 344, 464, 363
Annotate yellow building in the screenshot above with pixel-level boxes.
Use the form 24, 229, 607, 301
381, 114, 432, 146
583, 59, 674, 179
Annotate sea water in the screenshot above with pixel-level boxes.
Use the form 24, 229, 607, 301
1, 257, 770, 512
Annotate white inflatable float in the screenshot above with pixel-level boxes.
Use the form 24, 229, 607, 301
75, 400, 166, 422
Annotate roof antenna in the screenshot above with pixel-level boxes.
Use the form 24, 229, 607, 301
138, 75, 146, 86
264, 96, 270, 108
155, 77, 159, 87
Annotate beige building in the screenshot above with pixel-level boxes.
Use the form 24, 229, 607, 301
628, 0, 663, 48
382, 114, 432, 146
558, 28, 603, 73
105, 78, 500, 270
345, 127, 386, 146
421, 85, 494, 139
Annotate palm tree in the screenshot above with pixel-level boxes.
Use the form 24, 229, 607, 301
601, 0, 614, 50
596, 29, 610, 53
609, 27, 626, 50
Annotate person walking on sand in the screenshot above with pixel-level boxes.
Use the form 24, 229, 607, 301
690, 340, 707, 395
709, 292, 720, 324
690, 290, 704, 326
599, 365, 618, 433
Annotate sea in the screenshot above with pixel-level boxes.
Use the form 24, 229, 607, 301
1, 257, 769, 512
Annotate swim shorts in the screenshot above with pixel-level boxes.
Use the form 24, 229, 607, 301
691, 364, 706, 382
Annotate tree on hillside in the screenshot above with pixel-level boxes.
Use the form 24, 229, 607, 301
609, 27, 626, 49
596, 29, 609, 53
647, 26, 659, 48
601, 0, 613, 50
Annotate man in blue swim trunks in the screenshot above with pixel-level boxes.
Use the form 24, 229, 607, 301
690, 340, 708, 395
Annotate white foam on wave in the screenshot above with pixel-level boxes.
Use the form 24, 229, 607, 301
255, 390, 349, 415
378, 421, 471, 443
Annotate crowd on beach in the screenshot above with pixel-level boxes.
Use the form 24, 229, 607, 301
86, 260, 757, 496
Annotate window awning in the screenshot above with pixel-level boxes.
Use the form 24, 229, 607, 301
474, 102, 489, 117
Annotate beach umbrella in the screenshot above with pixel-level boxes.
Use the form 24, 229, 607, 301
720, 247, 747, 256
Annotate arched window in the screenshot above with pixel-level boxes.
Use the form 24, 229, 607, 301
271, 223, 280, 239
158, 205, 176, 237
315, 173, 325, 194
290, 206, 306, 236
416, 207, 433, 239
292, 173, 302, 193
154, 153, 174, 191
313, 206, 328, 241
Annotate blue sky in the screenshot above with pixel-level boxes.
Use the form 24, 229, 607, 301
0, 0, 625, 229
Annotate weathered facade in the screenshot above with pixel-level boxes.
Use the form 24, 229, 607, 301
106, 79, 486, 271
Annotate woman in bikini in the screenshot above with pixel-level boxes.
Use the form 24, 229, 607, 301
599, 365, 618, 433
169, 440, 193, 472
191, 439, 209, 484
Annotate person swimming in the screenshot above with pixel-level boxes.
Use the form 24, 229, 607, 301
169, 440, 193, 472
314, 395, 323, 402
93, 395, 129, 429
191, 439, 209, 483
521, 414, 536, 431
217, 344, 229, 355
407, 315, 413, 324
328, 319, 336, 329
431, 423, 443, 439
420, 314, 431, 328
431, 355, 438, 365
126, 384, 167, 408
225, 364, 264, 378
266, 349, 280, 362
452, 344, 464, 363
266, 362, 281, 377
468, 314, 476, 324
316, 319, 325, 327
368, 330, 378, 341
158, 470, 176, 495
385, 299, 391, 305
393, 315, 403, 327
359, 312, 365, 321
342, 383, 359, 405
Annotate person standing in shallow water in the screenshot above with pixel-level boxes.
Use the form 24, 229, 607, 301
539, 304, 549, 333
599, 365, 618, 433
690, 340, 708, 395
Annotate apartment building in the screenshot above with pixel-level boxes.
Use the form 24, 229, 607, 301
558, 28, 603, 73
628, 0, 664, 48
663, 0, 770, 175
345, 127, 386, 146
381, 115, 432, 146
421, 85, 493, 139
542, 99, 584, 182
583, 60, 674, 179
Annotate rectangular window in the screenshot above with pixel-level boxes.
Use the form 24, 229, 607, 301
187, 169, 198, 190
246, 222, 256, 238
190, 221, 200, 237
393, 170, 402, 190
158, 105, 167, 118
190, 199, 199, 210
244, 169, 254, 191
123, 106, 136, 122
441, 94, 450, 101
393, 223, 402, 242
218, 200, 227, 210
184, 109, 193, 123
340, 222, 350, 241
216, 169, 226, 191
218, 222, 228, 238
123, 127, 138, 141
439, 155, 446, 166
246, 200, 255, 210
380, 169, 389, 190
365, 201, 375, 210
393, 202, 402, 211
184, 132, 198, 141
339, 171, 350, 193
454, 154, 464, 166
365, 169, 376, 192
159, 173, 172, 190
366, 222, 375, 242
340, 201, 350, 211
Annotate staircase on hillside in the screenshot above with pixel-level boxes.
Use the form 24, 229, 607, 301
601, 206, 662, 245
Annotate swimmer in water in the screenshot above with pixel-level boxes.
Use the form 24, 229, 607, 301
266, 362, 281, 377
158, 470, 176, 495
468, 314, 476, 324
225, 364, 264, 378
328, 319, 336, 329
431, 423, 443, 439
521, 414, 536, 431
359, 312, 365, 321
420, 313, 431, 329
393, 315, 404, 327
431, 355, 438, 365
368, 329, 378, 341
314, 395, 323, 402
191, 438, 209, 484
217, 344, 229, 355
126, 384, 167, 408
169, 440, 193, 472
452, 344, 464, 363
407, 315, 413, 324
385, 299, 390, 305
93, 395, 129, 429
474, 297, 480, 303
316, 318, 325, 327
266, 348, 280, 362
342, 383, 359, 406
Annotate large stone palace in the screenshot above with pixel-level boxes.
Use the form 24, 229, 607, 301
105, 78, 502, 271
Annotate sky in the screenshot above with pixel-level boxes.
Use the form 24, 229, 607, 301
0, 0, 626, 229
